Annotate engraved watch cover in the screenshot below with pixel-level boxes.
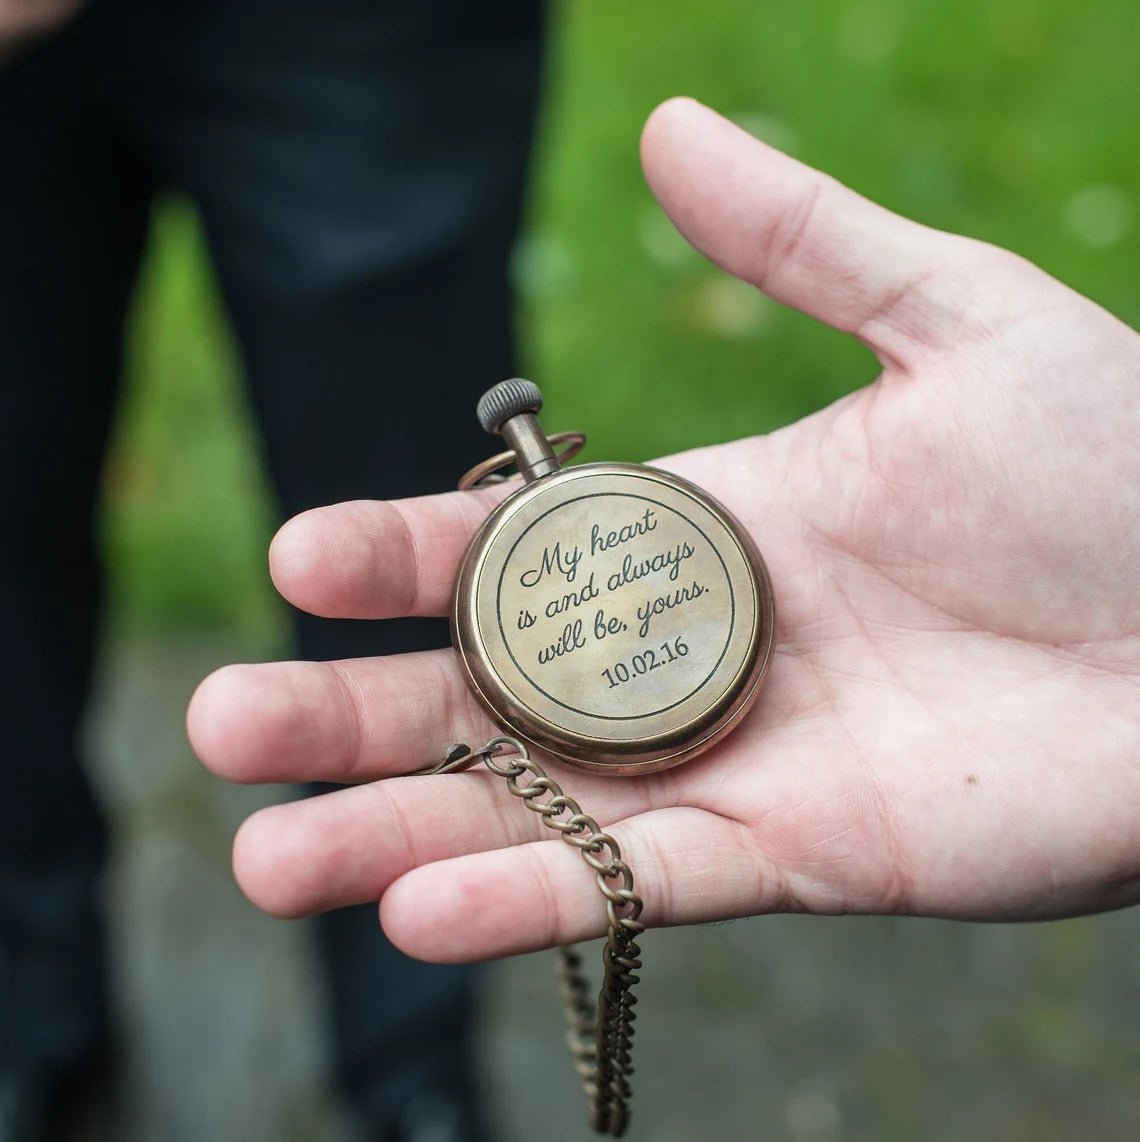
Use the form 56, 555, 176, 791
452, 462, 775, 774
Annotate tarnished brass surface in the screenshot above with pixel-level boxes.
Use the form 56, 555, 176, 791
452, 462, 775, 773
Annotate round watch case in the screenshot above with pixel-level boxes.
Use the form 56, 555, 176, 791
451, 461, 775, 775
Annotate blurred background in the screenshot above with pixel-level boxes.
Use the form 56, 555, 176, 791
85, 0, 1140, 1139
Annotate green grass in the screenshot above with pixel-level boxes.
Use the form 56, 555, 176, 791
103, 0, 1140, 638
104, 201, 281, 643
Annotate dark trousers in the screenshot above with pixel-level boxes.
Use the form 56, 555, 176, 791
0, 0, 543, 1121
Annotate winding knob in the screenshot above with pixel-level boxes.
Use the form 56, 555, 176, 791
476, 378, 544, 436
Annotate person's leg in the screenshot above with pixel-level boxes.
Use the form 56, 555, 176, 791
0, 6, 154, 1100
137, 0, 546, 1133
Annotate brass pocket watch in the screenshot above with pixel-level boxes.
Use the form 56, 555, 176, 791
451, 378, 775, 775
434, 379, 775, 1135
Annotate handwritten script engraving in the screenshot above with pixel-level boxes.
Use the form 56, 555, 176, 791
519, 540, 583, 588
493, 492, 737, 721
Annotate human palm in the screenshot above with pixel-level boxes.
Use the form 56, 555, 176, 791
189, 99, 1140, 961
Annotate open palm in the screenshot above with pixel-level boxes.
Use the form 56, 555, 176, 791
189, 98, 1140, 962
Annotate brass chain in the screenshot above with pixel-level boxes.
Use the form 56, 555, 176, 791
427, 735, 644, 1137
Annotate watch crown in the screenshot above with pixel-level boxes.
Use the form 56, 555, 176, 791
476, 378, 544, 435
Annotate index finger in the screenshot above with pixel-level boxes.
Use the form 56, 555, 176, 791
269, 486, 505, 619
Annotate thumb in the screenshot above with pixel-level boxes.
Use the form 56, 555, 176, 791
641, 97, 1012, 369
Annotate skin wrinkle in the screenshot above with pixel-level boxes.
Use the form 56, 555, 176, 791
845, 389, 901, 505
835, 735, 910, 915
778, 566, 918, 913
828, 534, 1022, 641
310, 806, 377, 912
740, 438, 791, 534
387, 498, 426, 617
853, 263, 944, 374
774, 646, 833, 723
784, 788, 864, 862
619, 813, 677, 928
372, 779, 430, 898
859, 385, 965, 514
339, 503, 393, 616
339, 649, 497, 777
617, 767, 678, 821
455, 770, 552, 850
826, 555, 930, 700
368, 772, 555, 913
800, 517, 972, 635
994, 633, 1140, 682
764, 650, 888, 912
801, 393, 866, 491
682, 726, 779, 809
282, 503, 365, 618
411, 653, 472, 767
833, 392, 963, 557
430, 650, 493, 764
525, 839, 575, 951
727, 814, 794, 915
325, 660, 367, 780
602, 806, 759, 928
764, 432, 801, 530
380, 664, 428, 764
402, 776, 539, 909
288, 654, 472, 780
752, 174, 827, 309
840, 776, 909, 916
659, 429, 794, 541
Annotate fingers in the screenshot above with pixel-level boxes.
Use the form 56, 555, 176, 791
380, 806, 775, 960
234, 779, 776, 960
268, 487, 505, 619
640, 97, 1008, 366
188, 649, 496, 784
230, 770, 673, 926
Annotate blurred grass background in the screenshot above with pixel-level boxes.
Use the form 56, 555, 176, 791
101, 0, 1140, 643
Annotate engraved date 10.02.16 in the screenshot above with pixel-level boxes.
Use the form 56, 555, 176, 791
601, 635, 689, 689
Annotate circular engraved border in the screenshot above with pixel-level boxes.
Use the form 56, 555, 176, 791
489, 491, 738, 722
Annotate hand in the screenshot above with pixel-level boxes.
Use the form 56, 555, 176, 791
0, 0, 83, 52
188, 98, 1140, 962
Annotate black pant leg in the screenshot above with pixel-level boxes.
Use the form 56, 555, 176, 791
133, 0, 545, 1125
0, 21, 154, 1070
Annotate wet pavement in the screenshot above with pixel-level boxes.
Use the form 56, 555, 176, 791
84, 636, 1140, 1141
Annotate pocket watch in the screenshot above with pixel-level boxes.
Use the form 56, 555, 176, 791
432, 379, 776, 1136
450, 378, 775, 775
